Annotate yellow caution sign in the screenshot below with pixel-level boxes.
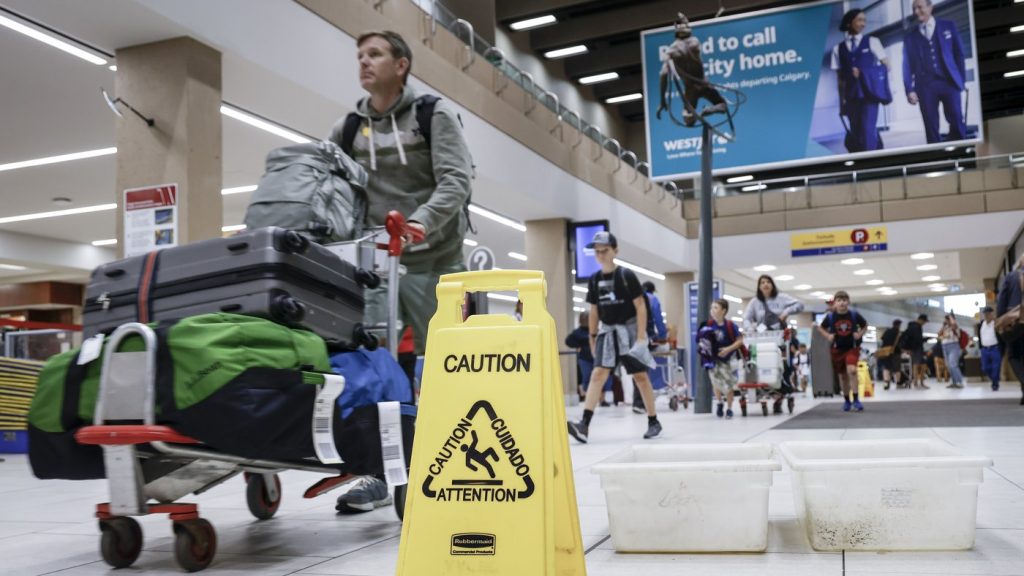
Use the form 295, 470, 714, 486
396, 270, 585, 576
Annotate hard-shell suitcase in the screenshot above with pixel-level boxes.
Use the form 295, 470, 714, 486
83, 227, 379, 346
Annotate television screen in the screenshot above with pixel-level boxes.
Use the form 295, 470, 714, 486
568, 220, 609, 284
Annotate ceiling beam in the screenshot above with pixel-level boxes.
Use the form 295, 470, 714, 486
495, 0, 595, 22
564, 40, 641, 78
529, 0, 779, 51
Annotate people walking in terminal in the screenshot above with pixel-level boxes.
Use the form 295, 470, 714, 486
704, 299, 744, 419
568, 232, 662, 443
977, 306, 1002, 391
633, 281, 669, 413
902, 0, 968, 144
566, 311, 612, 406
997, 255, 1024, 405
743, 274, 804, 413
879, 319, 902, 390
902, 314, 930, 389
794, 343, 811, 393
939, 314, 965, 389
819, 291, 869, 411
330, 30, 473, 515
932, 340, 950, 383
831, 8, 889, 152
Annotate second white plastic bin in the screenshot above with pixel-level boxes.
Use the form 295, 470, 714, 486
592, 443, 781, 552
779, 439, 992, 551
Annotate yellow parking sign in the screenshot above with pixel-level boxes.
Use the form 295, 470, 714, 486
396, 270, 585, 576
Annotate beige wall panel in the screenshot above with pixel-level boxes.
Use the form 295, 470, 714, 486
960, 170, 985, 193
985, 189, 1024, 212
880, 178, 904, 201
809, 183, 853, 208
714, 194, 761, 217
762, 191, 786, 213
784, 188, 810, 210
683, 200, 700, 220
983, 168, 1013, 191
882, 194, 985, 221
714, 212, 786, 236
854, 181, 881, 203
786, 204, 881, 230
905, 174, 957, 198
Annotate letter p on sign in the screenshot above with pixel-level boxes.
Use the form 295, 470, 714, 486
850, 229, 868, 244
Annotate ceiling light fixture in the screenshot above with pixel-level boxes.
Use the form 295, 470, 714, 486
866, 279, 884, 286
1005, 70, 1024, 79
0, 203, 117, 224
931, 286, 949, 292
91, 239, 117, 246
726, 175, 754, 183
544, 45, 588, 59
463, 238, 478, 247
488, 293, 520, 303
222, 224, 247, 232
605, 93, 642, 104
928, 283, 946, 289
572, 285, 588, 294
853, 269, 874, 276
844, 160, 855, 166
910, 252, 934, 260
221, 185, 258, 195
753, 264, 776, 272
613, 258, 665, 280
876, 286, 891, 291
775, 275, 794, 281
579, 72, 619, 85
0, 147, 117, 173
0, 12, 107, 65
741, 184, 767, 192
794, 284, 812, 290
723, 294, 743, 304
916, 264, 938, 271
573, 297, 584, 304
509, 14, 556, 31
921, 275, 941, 282
841, 258, 864, 265
1013, 24, 1024, 33
0, 263, 28, 271
468, 204, 526, 232
220, 105, 311, 144
508, 251, 528, 262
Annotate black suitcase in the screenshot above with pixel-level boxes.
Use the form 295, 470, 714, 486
83, 227, 379, 347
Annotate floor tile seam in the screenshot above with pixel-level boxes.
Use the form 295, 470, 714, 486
282, 534, 401, 576
34, 559, 106, 576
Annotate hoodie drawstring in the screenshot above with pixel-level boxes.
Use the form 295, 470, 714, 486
391, 113, 408, 167
367, 118, 377, 171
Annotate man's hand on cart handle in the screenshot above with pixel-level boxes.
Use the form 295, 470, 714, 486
404, 222, 426, 247
385, 210, 426, 257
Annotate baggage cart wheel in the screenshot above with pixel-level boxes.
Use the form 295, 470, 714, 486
681, 397, 689, 410
787, 397, 795, 414
668, 396, 679, 412
173, 519, 217, 572
739, 397, 748, 417
761, 402, 769, 417
99, 516, 143, 569
394, 483, 408, 521
245, 473, 282, 520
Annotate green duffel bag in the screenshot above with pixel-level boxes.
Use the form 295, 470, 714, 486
29, 313, 330, 480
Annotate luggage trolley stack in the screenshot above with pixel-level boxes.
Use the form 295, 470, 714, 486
737, 329, 795, 417
72, 212, 420, 572
652, 345, 690, 411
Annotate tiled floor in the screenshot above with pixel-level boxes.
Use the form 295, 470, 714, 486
1, 379, 1022, 575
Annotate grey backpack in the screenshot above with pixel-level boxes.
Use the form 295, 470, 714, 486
244, 140, 368, 243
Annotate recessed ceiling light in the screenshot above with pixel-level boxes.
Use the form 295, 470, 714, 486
775, 275, 795, 281
853, 269, 874, 276
0, 203, 117, 225
109, 64, 117, 71
220, 105, 311, 144
844, 160, 855, 166
463, 238, 478, 247
931, 286, 949, 292
726, 175, 754, 183
91, 239, 117, 246
0, 13, 107, 65
0, 147, 117, 173
741, 184, 767, 192
1014, 24, 1024, 33
916, 264, 938, 271
222, 224, 247, 232
544, 45, 588, 59
810, 290, 826, 296
572, 285, 588, 294
573, 297, 584, 303
605, 93, 642, 104
1005, 70, 1024, 79
614, 258, 665, 280
876, 286, 891, 291
928, 283, 946, 289
921, 275, 941, 282
488, 293, 519, 303
866, 279, 884, 286
468, 204, 526, 232
0, 264, 28, 271
723, 294, 743, 304
841, 258, 864, 265
753, 264, 776, 272
509, 14, 556, 31
508, 251, 528, 262
881, 290, 898, 295
579, 72, 619, 85
221, 185, 258, 195
910, 252, 934, 260
794, 284, 812, 290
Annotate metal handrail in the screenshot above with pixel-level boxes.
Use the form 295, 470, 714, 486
638, 161, 652, 192
484, 47, 509, 95
541, 90, 561, 122
606, 138, 622, 172
564, 109, 583, 148
453, 19, 475, 70
521, 71, 537, 114
621, 150, 639, 182
421, 0, 437, 43
583, 125, 604, 160
662, 181, 678, 202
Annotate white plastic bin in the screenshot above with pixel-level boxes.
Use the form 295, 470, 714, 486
592, 444, 781, 552
779, 439, 993, 551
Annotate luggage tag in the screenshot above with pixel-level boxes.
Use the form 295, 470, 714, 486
312, 374, 345, 465
77, 334, 105, 366
378, 401, 408, 487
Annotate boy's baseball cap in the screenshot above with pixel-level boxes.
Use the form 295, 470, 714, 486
586, 231, 617, 248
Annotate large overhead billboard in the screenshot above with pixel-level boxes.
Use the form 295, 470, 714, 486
642, 0, 983, 180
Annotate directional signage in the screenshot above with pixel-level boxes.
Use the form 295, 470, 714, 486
790, 226, 887, 258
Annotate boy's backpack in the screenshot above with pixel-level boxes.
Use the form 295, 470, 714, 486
643, 293, 657, 342
704, 318, 749, 361
244, 140, 368, 243
958, 328, 970, 351
826, 309, 862, 332
338, 94, 476, 233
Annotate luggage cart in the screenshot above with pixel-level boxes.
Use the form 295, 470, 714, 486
652, 345, 689, 411
73, 212, 421, 572
737, 330, 795, 417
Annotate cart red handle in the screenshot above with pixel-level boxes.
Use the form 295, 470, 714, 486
385, 210, 425, 257
76, 425, 200, 446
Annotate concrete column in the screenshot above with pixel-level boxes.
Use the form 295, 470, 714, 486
114, 37, 222, 257
524, 218, 575, 402
663, 271, 693, 344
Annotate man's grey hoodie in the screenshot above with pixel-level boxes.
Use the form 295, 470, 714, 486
330, 85, 472, 272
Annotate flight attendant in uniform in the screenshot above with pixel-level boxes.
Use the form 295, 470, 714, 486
902, 0, 968, 143
831, 8, 889, 152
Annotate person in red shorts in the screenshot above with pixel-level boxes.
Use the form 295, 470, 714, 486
818, 290, 868, 412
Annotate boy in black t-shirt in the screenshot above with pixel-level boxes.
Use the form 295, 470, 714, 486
567, 232, 662, 443
818, 290, 868, 412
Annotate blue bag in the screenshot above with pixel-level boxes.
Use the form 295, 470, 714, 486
329, 348, 413, 419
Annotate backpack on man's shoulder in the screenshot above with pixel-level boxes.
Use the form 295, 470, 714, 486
958, 327, 970, 350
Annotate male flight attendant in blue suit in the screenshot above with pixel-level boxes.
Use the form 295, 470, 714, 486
902, 0, 968, 143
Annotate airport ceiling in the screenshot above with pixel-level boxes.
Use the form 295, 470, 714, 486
497, 0, 1023, 124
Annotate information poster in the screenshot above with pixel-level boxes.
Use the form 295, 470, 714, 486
123, 184, 178, 257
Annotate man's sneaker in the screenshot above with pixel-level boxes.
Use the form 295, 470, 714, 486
335, 476, 392, 514
716, 403, 724, 418
643, 420, 662, 439
632, 404, 645, 414
567, 421, 589, 444
842, 399, 852, 412
853, 399, 864, 412
725, 409, 734, 419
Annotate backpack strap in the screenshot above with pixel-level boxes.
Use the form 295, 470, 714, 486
339, 112, 361, 156
413, 94, 440, 147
